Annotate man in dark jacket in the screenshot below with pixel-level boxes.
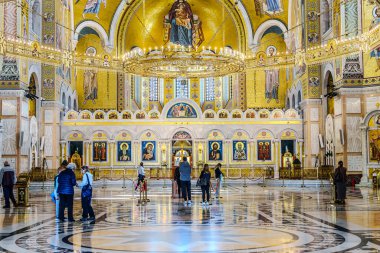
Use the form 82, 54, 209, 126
179, 157, 192, 205
0, 161, 17, 208
57, 161, 77, 222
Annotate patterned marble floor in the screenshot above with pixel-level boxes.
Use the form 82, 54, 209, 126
0, 183, 380, 252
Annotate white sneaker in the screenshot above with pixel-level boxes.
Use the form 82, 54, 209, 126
201, 202, 205, 205
183, 201, 187, 206
205, 201, 209, 206
187, 200, 192, 205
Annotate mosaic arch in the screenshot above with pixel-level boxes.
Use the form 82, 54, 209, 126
167, 103, 198, 118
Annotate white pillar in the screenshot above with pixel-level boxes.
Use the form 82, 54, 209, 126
274, 139, 279, 179
85, 141, 90, 166
110, 141, 115, 168
360, 126, 369, 185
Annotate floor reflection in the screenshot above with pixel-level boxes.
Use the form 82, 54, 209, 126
0, 185, 379, 252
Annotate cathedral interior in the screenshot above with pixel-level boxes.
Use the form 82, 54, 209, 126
1, 0, 380, 252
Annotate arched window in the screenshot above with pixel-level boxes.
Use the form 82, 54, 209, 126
68, 96, 72, 110
31, 0, 41, 36
286, 97, 290, 109
205, 77, 215, 101
149, 77, 159, 101
175, 79, 189, 98
292, 94, 295, 109
321, 0, 331, 34
297, 90, 302, 109
73, 99, 77, 111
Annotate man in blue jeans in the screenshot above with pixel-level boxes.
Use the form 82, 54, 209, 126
179, 157, 192, 206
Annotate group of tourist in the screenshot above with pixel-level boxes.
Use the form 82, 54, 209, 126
174, 157, 224, 206
52, 160, 95, 223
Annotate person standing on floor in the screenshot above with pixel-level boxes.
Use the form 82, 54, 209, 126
135, 162, 145, 191
180, 157, 192, 206
0, 161, 17, 208
57, 162, 77, 222
174, 166, 181, 198
334, 161, 347, 204
199, 164, 212, 206
53, 161, 67, 218
214, 163, 224, 199
79, 166, 95, 222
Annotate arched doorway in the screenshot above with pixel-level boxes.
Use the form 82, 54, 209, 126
171, 131, 193, 171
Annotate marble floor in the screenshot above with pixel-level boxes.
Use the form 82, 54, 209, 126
0, 182, 380, 252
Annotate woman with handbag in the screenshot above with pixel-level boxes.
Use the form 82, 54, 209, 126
78, 166, 95, 222
199, 164, 212, 206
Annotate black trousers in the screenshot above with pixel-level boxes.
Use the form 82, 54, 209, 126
81, 196, 95, 219
58, 194, 74, 221
136, 175, 145, 189
201, 184, 210, 202
3, 186, 17, 207
181, 180, 191, 201
176, 180, 181, 197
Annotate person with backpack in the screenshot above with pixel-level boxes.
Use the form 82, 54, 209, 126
334, 161, 347, 204
180, 157, 192, 206
0, 161, 17, 208
199, 164, 212, 206
78, 166, 95, 222
214, 163, 223, 199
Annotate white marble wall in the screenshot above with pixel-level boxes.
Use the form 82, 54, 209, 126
2, 119, 17, 155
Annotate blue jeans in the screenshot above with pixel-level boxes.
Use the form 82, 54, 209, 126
3, 186, 17, 207
181, 180, 191, 201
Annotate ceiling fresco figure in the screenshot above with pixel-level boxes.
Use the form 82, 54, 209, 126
77, 0, 107, 19
164, 0, 204, 48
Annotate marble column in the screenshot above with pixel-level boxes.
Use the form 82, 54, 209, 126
41, 101, 63, 170
0, 120, 3, 163
226, 140, 230, 168
300, 99, 322, 167
360, 126, 369, 185
84, 141, 90, 166
298, 139, 304, 167
249, 141, 255, 169
110, 141, 115, 169
274, 139, 279, 179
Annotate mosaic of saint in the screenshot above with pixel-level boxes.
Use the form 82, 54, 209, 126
257, 140, 271, 161
233, 141, 247, 161
117, 141, 131, 162
93, 141, 107, 162
164, 0, 204, 48
209, 141, 223, 161
142, 141, 156, 161
167, 103, 197, 118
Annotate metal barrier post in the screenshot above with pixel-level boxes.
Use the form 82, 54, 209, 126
281, 169, 286, 187
137, 183, 144, 206
261, 167, 266, 187
301, 167, 306, 188
320, 167, 325, 188
163, 167, 167, 189
145, 179, 150, 202
122, 169, 127, 189
102, 171, 107, 189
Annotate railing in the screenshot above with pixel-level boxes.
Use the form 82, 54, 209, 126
29, 166, 333, 182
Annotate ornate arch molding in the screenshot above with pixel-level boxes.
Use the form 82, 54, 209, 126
116, 0, 252, 55
73, 21, 111, 51
252, 19, 289, 53
322, 63, 334, 94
